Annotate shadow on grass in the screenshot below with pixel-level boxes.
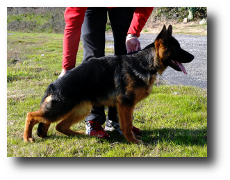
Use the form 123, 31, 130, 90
36, 131, 126, 144
39, 127, 207, 147
142, 128, 207, 146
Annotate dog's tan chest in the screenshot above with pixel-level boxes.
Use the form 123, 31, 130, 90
147, 74, 156, 94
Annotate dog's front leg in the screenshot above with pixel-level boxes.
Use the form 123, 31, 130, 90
116, 103, 140, 144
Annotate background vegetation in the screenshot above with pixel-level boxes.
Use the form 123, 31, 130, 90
153, 7, 207, 22
7, 7, 207, 33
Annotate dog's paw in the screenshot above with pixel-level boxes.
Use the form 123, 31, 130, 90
134, 134, 142, 139
130, 138, 143, 144
24, 137, 35, 143
136, 139, 143, 144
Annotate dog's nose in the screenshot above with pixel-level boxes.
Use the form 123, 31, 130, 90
190, 54, 194, 60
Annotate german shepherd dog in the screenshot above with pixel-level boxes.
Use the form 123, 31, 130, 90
23, 25, 194, 144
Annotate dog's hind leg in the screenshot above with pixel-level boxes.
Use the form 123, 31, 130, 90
37, 123, 50, 138
55, 102, 92, 136
23, 110, 49, 142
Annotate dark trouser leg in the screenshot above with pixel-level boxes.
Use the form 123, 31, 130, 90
81, 8, 107, 62
81, 8, 107, 124
84, 106, 106, 125
108, 7, 135, 56
107, 8, 136, 123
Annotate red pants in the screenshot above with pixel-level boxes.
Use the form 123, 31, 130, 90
62, 7, 87, 70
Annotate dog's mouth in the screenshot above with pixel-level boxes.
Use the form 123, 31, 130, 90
169, 60, 187, 74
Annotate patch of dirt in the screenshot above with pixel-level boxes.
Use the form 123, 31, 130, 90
143, 19, 207, 36
7, 94, 27, 101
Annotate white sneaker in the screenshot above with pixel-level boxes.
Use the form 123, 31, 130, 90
105, 120, 122, 135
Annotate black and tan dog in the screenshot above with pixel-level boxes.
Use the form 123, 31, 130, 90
23, 25, 194, 144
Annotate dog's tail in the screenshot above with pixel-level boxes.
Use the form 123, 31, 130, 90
40, 83, 56, 105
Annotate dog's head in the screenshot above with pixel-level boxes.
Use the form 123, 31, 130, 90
153, 25, 194, 75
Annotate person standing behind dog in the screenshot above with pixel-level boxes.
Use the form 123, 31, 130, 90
59, 7, 153, 138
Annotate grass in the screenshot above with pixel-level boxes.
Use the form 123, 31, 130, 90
7, 8, 112, 34
7, 32, 207, 157
7, 8, 66, 33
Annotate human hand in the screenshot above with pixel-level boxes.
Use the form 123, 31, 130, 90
126, 34, 141, 53
58, 69, 69, 78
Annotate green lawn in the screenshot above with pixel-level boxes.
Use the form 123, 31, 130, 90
7, 32, 207, 157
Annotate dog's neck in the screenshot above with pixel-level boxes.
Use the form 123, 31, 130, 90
141, 41, 168, 75
125, 48, 157, 86
135, 47, 158, 75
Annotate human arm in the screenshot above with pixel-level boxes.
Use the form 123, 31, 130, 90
126, 7, 153, 53
127, 7, 153, 38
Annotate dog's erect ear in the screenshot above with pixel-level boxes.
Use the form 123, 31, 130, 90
154, 25, 172, 50
157, 25, 167, 39
167, 25, 172, 38
154, 25, 167, 50
157, 25, 172, 41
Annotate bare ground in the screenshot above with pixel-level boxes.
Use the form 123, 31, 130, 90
143, 19, 207, 36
